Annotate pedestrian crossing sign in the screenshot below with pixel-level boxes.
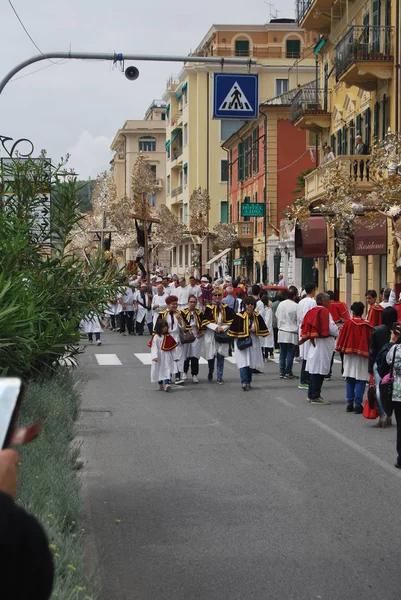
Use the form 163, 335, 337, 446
213, 73, 259, 120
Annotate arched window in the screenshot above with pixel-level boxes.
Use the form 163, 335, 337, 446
138, 136, 156, 152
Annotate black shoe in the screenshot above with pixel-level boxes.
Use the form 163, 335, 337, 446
252, 369, 262, 374
346, 404, 354, 413
208, 372, 213, 381
287, 373, 298, 380
279, 373, 285, 379
354, 405, 363, 414
394, 463, 401, 469
138, 333, 143, 336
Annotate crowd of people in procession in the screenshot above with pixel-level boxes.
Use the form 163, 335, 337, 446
85, 270, 401, 471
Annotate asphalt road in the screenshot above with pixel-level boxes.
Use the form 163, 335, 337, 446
78, 331, 401, 600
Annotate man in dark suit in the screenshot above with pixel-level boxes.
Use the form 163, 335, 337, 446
354, 134, 369, 181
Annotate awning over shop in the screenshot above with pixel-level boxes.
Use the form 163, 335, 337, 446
295, 216, 327, 258
205, 247, 231, 268
353, 215, 387, 255
165, 139, 171, 150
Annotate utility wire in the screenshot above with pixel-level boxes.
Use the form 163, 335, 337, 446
7, 0, 59, 64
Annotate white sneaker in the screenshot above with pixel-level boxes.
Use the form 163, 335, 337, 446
192, 375, 199, 384
175, 379, 184, 385
97, 340, 102, 346
182, 373, 188, 380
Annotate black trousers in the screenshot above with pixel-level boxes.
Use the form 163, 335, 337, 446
393, 402, 401, 466
300, 359, 309, 385
184, 357, 199, 376
120, 311, 134, 334
136, 317, 153, 335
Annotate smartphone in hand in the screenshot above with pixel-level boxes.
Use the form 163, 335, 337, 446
0, 378, 25, 449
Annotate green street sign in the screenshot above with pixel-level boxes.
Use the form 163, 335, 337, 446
241, 202, 265, 217
233, 258, 243, 266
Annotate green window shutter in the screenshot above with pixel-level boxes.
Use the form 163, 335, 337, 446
235, 40, 249, 56
252, 127, 259, 173
342, 126, 347, 154
382, 95, 387, 140
238, 142, 244, 181
365, 107, 371, 149
349, 120, 355, 154
356, 114, 362, 137
220, 201, 228, 223
286, 39, 301, 58
374, 104, 379, 140
243, 196, 251, 222
244, 138, 249, 179
337, 129, 342, 156
330, 134, 336, 154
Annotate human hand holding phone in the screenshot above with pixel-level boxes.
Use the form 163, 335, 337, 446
0, 378, 41, 449
0, 449, 19, 497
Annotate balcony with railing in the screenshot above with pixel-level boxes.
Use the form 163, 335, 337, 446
190, 46, 310, 61
304, 155, 372, 202
234, 221, 254, 242
335, 26, 394, 91
170, 111, 183, 127
296, 0, 332, 29
291, 84, 331, 131
171, 186, 183, 198
154, 178, 163, 190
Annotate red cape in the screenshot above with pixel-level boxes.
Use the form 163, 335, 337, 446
329, 301, 350, 323
367, 304, 383, 326
301, 306, 330, 342
147, 333, 178, 351
335, 317, 372, 357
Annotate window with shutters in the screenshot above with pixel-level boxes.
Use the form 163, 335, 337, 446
229, 150, 233, 186
235, 40, 250, 56
356, 114, 362, 137
220, 201, 228, 223
342, 126, 347, 155
252, 127, 259, 173
349, 120, 355, 155
138, 136, 156, 152
286, 39, 301, 58
364, 108, 371, 149
337, 129, 342, 156
382, 95, 388, 140
330, 134, 336, 155
238, 142, 244, 181
220, 159, 229, 182
243, 196, 251, 222
374, 102, 380, 140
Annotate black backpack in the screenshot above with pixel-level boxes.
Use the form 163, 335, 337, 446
376, 342, 394, 378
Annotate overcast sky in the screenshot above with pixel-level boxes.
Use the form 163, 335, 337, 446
0, 0, 295, 178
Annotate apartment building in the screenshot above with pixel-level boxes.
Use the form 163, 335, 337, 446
224, 87, 314, 286
293, 0, 400, 302
110, 100, 169, 269
163, 19, 318, 276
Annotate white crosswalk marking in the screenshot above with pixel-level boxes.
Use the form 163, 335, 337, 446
95, 354, 122, 366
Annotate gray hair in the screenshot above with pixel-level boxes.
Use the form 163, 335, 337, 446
316, 292, 330, 306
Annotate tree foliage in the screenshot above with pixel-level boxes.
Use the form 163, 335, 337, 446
0, 156, 121, 378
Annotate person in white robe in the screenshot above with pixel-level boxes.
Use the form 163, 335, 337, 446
80, 313, 103, 346
180, 295, 205, 383
151, 284, 169, 327
157, 295, 185, 384
134, 282, 153, 335
228, 296, 269, 391
202, 290, 236, 384
176, 277, 191, 310
296, 283, 317, 389
150, 319, 181, 392
303, 293, 339, 404
259, 295, 274, 360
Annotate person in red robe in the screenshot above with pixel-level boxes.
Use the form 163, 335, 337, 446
327, 290, 350, 326
366, 289, 383, 326
336, 301, 373, 413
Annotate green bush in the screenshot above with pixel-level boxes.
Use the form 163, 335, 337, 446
16, 371, 96, 600
0, 156, 121, 378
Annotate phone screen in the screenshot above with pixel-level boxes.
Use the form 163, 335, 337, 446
0, 378, 22, 448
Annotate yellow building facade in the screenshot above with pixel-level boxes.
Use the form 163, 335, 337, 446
294, 0, 401, 303
163, 21, 318, 276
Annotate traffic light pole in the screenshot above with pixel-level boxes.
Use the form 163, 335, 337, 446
0, 52, 257, 96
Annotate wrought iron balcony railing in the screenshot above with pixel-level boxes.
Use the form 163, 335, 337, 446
290, 83, 328, 124
171, 186, 183, 197
296, 0, 314, 25
172, 147, 183, 160
335, 25, 393, 80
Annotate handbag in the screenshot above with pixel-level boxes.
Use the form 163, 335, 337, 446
214, 330, 231, 344
363, 399, 379, 419
379, 346, 397, 417
237, 335, 253, 351
179, 329, 195, 344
